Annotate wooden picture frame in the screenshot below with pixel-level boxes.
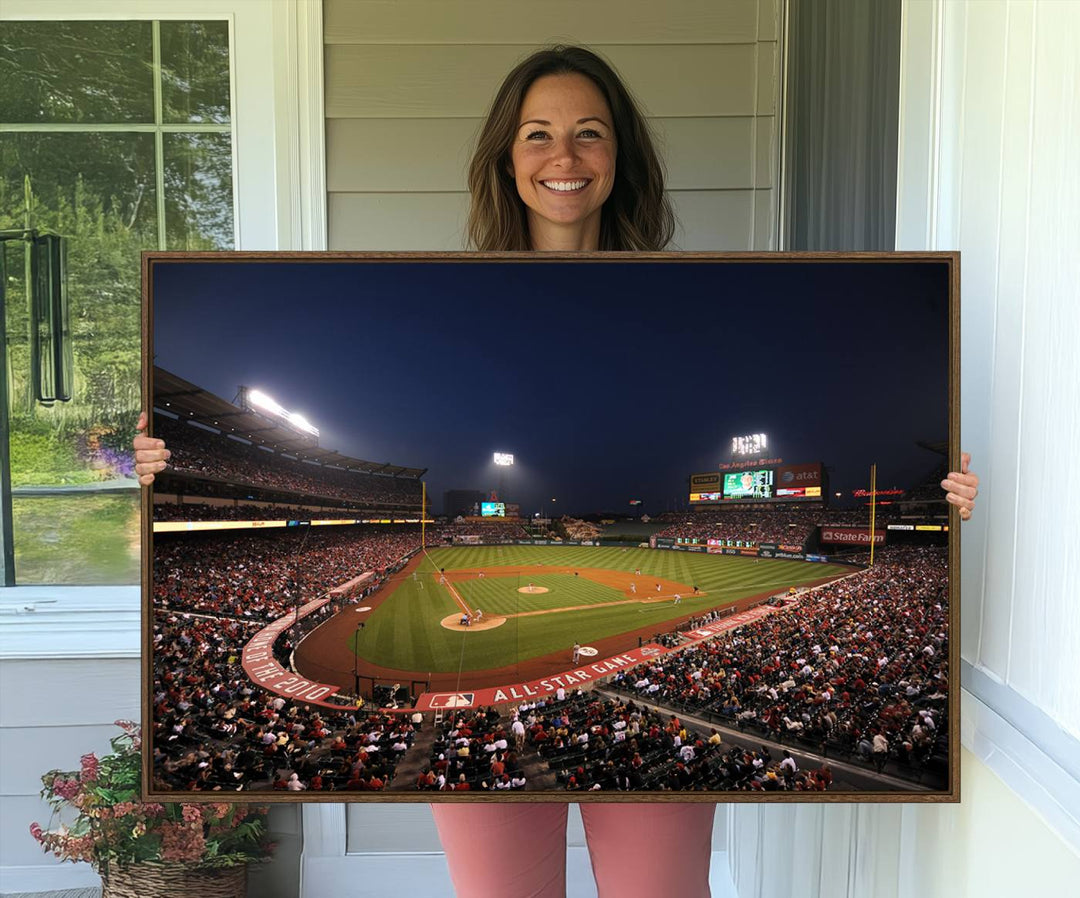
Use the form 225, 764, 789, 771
142, 250, 960, 803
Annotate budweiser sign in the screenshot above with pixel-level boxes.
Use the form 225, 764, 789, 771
820, 527, 886, 545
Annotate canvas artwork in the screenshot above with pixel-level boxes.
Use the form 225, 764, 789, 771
143, 252, 959, 802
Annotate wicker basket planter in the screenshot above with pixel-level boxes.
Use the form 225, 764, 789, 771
101, 863, 247, 898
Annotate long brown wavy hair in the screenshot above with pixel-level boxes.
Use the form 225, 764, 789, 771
467, 46, 675, 251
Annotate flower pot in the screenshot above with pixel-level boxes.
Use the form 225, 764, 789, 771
101, 862, 247, 898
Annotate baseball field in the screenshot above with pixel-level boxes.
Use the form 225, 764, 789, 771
295, 546, 854, 692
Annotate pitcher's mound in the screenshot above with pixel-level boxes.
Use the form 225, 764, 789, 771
517, 585, 549, 594
439, 613, 506, 631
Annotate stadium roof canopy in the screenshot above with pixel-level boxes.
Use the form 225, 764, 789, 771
153, 367, 427, 479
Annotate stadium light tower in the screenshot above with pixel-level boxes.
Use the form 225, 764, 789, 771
493, 452, 513, 502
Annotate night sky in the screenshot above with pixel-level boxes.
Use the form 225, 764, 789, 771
151, 259, 951, 515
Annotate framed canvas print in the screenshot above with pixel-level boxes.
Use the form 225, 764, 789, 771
142, 251, 959, 803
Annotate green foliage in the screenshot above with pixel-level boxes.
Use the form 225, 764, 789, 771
2, 20, 233, 494
8, 426, 91, 485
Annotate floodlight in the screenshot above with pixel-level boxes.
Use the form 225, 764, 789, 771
494, 452, 514, 466
249, 389, 285, 416
247, 388, 319, 436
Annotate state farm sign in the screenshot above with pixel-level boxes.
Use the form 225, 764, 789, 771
819, 527, 886, 545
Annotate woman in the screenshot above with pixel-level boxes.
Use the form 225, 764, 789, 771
135, 45, 979, 898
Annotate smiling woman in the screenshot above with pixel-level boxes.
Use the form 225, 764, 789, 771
465, 45, 674, 252
509, 73, 617, 250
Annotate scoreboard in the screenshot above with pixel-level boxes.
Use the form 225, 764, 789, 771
689, 462, 825, 505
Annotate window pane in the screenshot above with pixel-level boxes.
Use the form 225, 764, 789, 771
2, 132, 152, 584
164, 133, 235, 250
12, 494, 140, 585
160, 21, 232, 124
0, 22, 154, 124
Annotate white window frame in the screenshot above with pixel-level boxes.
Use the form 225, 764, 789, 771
0, 0, 326, 657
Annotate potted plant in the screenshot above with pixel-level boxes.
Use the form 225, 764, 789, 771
30, 720, 273, 898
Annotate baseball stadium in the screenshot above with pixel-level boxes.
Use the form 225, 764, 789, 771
148, 258, 952, 797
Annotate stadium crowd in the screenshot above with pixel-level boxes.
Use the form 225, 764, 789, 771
152, 523, 432, 790
154, 527, 423, 619
653, 506, 831, 545
152, 501, 395, 522
427, 521, 531, 542
429, 692, 836, 792
424, 706, 532, 791
611, 546, 948, 777
153, 608, 417, 792
154, 414, 423, 508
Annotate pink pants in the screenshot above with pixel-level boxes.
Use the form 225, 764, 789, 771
431, 803, 715, 898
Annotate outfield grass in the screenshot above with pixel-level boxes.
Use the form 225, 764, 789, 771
351, 546, 853, 674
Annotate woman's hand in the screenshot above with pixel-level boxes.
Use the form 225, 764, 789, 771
941, 451, 979, 521
133, 411, 170, 486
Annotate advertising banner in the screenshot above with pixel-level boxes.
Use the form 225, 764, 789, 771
654, 537, 675, 547
775, 463, 822, 489
820, 527, 886, 545
775, 550, 805, 560
690, 472, 722, 489
759, 548, 776, 558
242, 598, 343, 706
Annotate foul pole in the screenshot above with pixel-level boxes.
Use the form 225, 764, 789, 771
869, 463, 877, 566
421, 481, 427, 548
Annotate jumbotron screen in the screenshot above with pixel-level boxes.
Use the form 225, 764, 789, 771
480, 502, 505, 517
723, 469, 774, 500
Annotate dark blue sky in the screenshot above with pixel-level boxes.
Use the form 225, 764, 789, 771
151, 259, 951, 515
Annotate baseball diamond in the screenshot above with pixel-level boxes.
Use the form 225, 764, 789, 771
294, 545, 852, 695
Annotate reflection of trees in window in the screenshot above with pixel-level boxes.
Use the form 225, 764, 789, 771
0, 21, 233, 584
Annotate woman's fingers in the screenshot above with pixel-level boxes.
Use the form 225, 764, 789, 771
941, 453, 979, 521
133, 412, 170, 486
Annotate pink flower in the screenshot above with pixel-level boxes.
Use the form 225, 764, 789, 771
29, 822, 44, 843
160, 822, 206, 863
181, 805, 202, 824
79, 753, 100, 782
52, 778, 80, 801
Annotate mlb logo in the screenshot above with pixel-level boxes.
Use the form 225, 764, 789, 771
428, 693, 475, 708
640, 647, 661, 657
695, 629, 713, 637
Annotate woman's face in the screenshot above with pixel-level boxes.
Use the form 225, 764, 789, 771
509, 73, 616, 249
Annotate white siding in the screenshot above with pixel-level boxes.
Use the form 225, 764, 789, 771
324, 0, 782, 251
